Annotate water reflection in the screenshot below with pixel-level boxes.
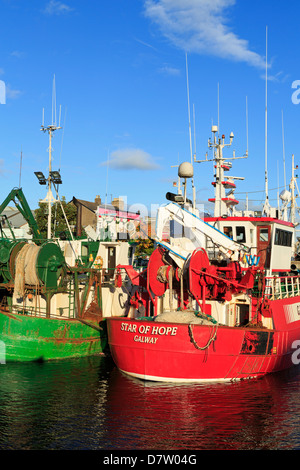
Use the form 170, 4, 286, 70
104, 366, 300, 450
0, 355, 114, 450
0, 355, 299, 450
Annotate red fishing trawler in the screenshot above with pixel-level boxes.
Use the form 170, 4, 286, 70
106, 127, 300, 382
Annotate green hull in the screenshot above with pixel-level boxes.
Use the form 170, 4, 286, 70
0, 311, 107, 362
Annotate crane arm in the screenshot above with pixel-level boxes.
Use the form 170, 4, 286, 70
0, 188, 43, 242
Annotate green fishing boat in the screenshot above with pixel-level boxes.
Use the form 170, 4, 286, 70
0, 114, 107, 362
0, 196, 107, 362
0, 311, 105, 362
0, 189, 107, 362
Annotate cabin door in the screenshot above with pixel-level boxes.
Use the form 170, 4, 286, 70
257, 225, 271, 269
107, 246, 116, 278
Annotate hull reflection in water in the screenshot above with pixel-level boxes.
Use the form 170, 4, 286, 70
0, 357, 299, 450
105, 365, 300, 450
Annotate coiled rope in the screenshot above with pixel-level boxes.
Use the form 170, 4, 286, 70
14, 244, 40, 298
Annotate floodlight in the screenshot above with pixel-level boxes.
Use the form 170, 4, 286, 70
34, 171, 47, 185
50, 171, 62, 184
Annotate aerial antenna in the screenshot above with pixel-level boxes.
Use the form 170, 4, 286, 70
246, 96, 249, 157
19, 147, 22, 188
291, 154, 296, 224
218, 82, 220, 137
185, 53, 196, 209
105, 148, 110, 209
52, 74, 57, 125
277, 160, 280, 211
193, 103, 197, 161
59, 106, 67, 172
185, 53, 193, 165
263, 26, 270, 216
282, 109, 286, 190
58, 104, 61, 128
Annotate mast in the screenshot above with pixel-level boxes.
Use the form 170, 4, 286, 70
194, 126, 246, 217
185, 53, 196, 210
290, 154, 296, 225
283, 154, 300, 226
39, 76, 62, 239
282, 110, 286, 190
263, 26, 270, 216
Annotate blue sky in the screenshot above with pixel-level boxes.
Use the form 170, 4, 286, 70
0, 0, 300, 217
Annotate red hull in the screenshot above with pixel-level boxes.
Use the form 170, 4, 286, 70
107, 298, 300, 382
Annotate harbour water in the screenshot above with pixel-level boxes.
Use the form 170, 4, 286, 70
0, 353, 300, 451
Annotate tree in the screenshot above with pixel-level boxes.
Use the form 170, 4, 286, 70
134, 237, 155, 258
34, 196, 77, 239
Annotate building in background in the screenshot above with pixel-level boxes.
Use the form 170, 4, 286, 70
0, 207, 32, 239
71, 195, 142, 241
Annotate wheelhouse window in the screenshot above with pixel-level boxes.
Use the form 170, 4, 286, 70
236, 226, 246, 243
274, 228, 293, 247
223, 226, 233, 239
259, 228, 269, 242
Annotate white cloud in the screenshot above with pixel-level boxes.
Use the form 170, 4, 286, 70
43, 0, 73, 15
263, 70, 289, 83
134, 37, 158, 51
11, 51, 25, 58
0, 159, 5, 175
102, 148, 160, 170
144, 0, 265, 69
159, 65, 181, 76
6, 84, 22, 99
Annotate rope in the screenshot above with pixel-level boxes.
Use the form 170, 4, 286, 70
188, 322, 218, 350
14, 243, 40, 298
24, 245, 40, 285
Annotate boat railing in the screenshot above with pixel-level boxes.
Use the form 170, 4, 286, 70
10, 304, 77, 319
262, 275, 300, 300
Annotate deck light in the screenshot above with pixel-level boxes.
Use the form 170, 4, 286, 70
34, 171, 47, 185
50, 171, 62, 185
